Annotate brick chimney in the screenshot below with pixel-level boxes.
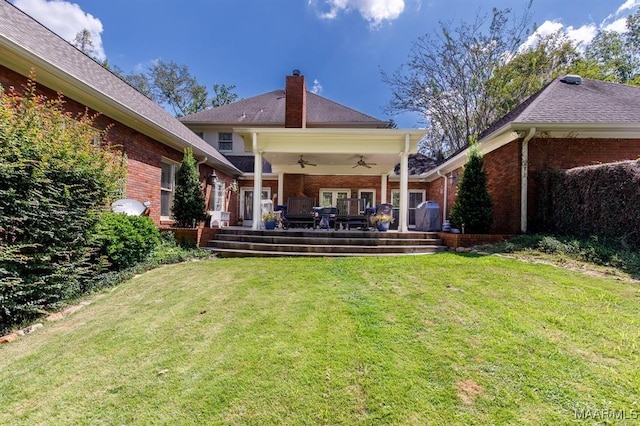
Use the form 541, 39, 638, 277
285, 69, 307, 128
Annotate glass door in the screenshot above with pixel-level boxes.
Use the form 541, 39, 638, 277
391, 190, 425, 229
240, 187, 270, 227
319, 189, 349, 207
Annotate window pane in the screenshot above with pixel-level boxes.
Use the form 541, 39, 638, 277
161, 162, 173, 190
321, 192, 333, 207
409, 192, 424, 208
161, 190, 171, 217
218, 132, 233, 151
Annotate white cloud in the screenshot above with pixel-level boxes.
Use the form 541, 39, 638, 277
616, 0, 640, 14
311, 79, 323, 94
12, 0, 105, 61
311, 0, 405, 27
520, 0, 639, 52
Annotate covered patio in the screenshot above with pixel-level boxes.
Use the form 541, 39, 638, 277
233, 128, 427, 232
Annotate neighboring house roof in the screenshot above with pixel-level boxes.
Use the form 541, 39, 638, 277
0, 2, 240, 176
481, 76, 640, 139
428, 76, 640, 180
393, 153, 439, 175
225, 156, 273, 174
180, 90, 386, 128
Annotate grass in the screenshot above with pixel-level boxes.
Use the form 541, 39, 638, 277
1, 254, 639, 424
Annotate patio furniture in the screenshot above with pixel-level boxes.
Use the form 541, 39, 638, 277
283, 197, 316, 228
314, 207, 338, 230
335, 198, 370, 230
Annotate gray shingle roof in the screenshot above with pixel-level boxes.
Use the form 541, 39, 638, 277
0, 2, 239, 175
180, 90, 386, 127
481, 77, 640, 138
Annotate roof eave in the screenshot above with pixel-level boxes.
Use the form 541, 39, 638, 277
0, 36, 241, 177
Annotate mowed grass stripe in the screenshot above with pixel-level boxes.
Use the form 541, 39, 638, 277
1, 254, 638, 425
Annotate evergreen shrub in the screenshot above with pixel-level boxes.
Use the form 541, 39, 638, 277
450, 143, 493, 233
171, 147, 206, 227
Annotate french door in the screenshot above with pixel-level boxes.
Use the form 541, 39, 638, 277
240, 187, 271, 227
391, 190, 425, 229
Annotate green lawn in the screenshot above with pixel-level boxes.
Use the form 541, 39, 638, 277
1, 254, 639, 425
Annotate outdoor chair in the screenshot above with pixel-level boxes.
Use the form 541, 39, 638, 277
335, 198, 370, 230
313, 207, 338, 230
283, 197, 316, 228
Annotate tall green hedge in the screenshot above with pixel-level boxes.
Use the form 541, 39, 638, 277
534, 160, 640, 249
0, 79, 126, 332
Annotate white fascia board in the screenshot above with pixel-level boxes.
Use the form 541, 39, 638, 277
422, 129, 520, 182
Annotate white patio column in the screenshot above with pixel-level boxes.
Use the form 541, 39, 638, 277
399, 134, 410, 232
277, 173, 284, 207
252, 132, 263, 230
380, 174, 387, 204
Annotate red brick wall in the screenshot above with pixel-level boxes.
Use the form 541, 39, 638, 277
0, 65, 222, 227
483, 141, 522, 234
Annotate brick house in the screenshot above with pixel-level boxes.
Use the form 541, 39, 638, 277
180, 71, 427, 231
0, 1, 242, 228
423, 76, 640, 234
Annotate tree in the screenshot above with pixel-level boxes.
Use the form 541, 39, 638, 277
490, 30, 579, 117
148, 60, 208, 117
383, 4, 533, 157
124, 60, 239, 117
211, 83, 238, 108
73, 28, 95, 57
449, 143, 493, 234
171, 147, 206, 227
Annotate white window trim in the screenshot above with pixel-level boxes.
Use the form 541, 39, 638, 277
160, 158, 179, 221
319, 188, 350, 207
218, 132, 233, 151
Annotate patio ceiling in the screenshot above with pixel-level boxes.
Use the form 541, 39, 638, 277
233, 128, 427, 174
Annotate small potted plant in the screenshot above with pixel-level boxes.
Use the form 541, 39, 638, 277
262, 211, 280, 230
371, 213, 395, 232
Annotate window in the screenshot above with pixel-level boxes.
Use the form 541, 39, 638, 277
358, 189, 376, 209
211, 181, 225, 211
160, 160, 177, 219
218, 132, 233, 151
319, 189, 349, 207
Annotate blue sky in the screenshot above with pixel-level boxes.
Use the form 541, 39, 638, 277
9, 0, 639, 128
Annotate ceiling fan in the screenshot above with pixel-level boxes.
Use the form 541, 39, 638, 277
297, 155, 317, 168
352, 156, 377, 169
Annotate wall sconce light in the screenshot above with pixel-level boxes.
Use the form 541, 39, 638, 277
206, 170, 218, 185
449, 171, 458, 186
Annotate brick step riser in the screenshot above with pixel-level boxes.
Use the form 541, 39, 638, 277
217, 229, 439, 240
213, 235, 441, 246
210, 242, 443, 254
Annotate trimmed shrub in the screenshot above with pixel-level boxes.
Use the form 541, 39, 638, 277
450, 143, 493, 233
0, 78, 126, 333
93, 213, 161, 270
171, 147, 206, 227
535, 161, 640, 249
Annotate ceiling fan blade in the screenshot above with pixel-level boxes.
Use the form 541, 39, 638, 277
365, 164, 371, 168
300, 163, 305, 168
352, 164, 359, 168
308, 162, 317, 167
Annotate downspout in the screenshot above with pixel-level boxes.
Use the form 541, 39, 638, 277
521, 128, 536, 233
196, 156, 208, 172
437, 170, 448, 224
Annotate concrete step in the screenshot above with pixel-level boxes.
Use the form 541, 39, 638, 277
210, 240, 445, 254
217, 228, 439, 240
214, 234, 441, 246
208, 247, 445, 258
